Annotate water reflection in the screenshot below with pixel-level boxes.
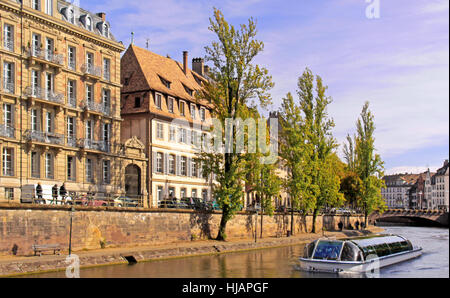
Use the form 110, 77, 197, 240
25, 226, 448, 278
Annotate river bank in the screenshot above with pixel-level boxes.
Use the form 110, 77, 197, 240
0, 226, 384, 277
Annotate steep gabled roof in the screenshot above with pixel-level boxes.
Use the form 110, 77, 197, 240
123, 45, 208, 105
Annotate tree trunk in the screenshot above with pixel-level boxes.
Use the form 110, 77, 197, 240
290, 207, 294, 236
260, 207, 263, 239
312, 208, 318, 233
216, 206, 229, 241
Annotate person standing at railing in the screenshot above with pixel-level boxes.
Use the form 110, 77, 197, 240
52, 184, 58, 205
36, 183, 43, 203
60, 183, 67, 204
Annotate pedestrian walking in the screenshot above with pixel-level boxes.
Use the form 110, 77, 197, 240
52, 184, 58, 205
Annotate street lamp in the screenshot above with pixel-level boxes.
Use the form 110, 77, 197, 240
68, 206, 75, 255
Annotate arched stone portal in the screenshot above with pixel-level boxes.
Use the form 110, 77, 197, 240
125, 164, 141, 197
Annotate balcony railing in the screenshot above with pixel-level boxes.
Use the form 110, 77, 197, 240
24, 130, 64, 146
25, 86, 64, 104
68, 60, 76, 71
81, 64, 102, 77
81, 100, 110, 115
67, 136, 77, 147
2, 79, 14, 94
68, 95, 77, 108
29, 48, 64, 66
80, 139, 110, 152
3, 39, 14, 52
103, 70, 111, 81
0, 124, 15, 138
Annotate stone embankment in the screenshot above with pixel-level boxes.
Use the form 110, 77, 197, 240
0, 227, 383, 277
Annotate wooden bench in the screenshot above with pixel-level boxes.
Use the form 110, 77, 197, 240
32, 244, 61, 256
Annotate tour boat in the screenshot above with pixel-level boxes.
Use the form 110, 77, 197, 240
298, 234, 422, 274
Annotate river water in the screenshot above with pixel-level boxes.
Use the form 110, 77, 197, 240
28, 226, 448, 278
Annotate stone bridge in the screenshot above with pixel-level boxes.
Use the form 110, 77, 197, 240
369, 209, 449, 227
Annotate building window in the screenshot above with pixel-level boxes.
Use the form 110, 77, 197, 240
192, 189, 197, 198
103, 23, 109, 38
67, 117, 76, 146
67, 156, 76, 181
45, 153, 54, 179
156, 152, 163, 173
68, 7, 75, 24
3, 62, 14, 94
155, 93, 162, 109
32, 0, 40, 10
31, 109, 39, 131
191, 160, 198, 177
86, 158, 93, 182
168, 97, 174, 113
3, 24, 14, 52
169, 126, 176, 142
31, 152, 40, 178
103, 160, 110, 183
85, 120, 93, 141
3, 148, 14, 176
86, 52, 94, 70
168, 155, 175, 175
180, 188, 186, 198
156, 123, 164, 140
45, 111, 53, 133
86, 84, 93, 105
103, 58, 110, 81
134, 97, 141, 108
180, 156, 187, 176
5, 187, 14, 201
102, 89, 110, 114
168, 187, 175, 199
86, 16, 92, 31
68, 46, 76, 70
200, 108, 206, 121
202, 189, 208, 201
191, 130, 198, 147
68, 80, 76, 107
190, 104, 196, 120
179, 101, 185, 116
179, 128, 186, 143
3, 103, 13, 134
157, 186, 164, 203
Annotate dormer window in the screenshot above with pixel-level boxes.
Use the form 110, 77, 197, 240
86, 16, 92, 31
184, 85, 193, 96
68, 7, 75, 24
103, 23, 109, 38
159, 76, 171, 89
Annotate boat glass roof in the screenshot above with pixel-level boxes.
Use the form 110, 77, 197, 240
349, 235, 406, 248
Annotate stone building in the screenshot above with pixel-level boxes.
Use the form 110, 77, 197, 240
430, 160, 449, 211
0, 0, 147, 203
381, 174, 420, 209
120, 45, 214, 208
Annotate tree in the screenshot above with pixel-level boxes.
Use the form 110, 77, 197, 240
349, 102, 386, 226
279, 68, 344, 234
197, 8, 274, 241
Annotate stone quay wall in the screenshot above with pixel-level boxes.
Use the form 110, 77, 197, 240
0, 203, 365, 256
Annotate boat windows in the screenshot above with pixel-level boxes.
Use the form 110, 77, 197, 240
303, 241, 316, 258
340, 242, 360, 262
313, 240, 343, 261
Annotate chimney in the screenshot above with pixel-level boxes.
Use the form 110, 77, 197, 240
192, 58, 204, 76
183, 51, 188, 75
97, 12, 106, 21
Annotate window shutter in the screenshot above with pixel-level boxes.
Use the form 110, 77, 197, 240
164, 153, 168, 175
176, 155, 180, 176
187, 157, 191, 177
152, 151, 156, 173
198, 161, 203, 179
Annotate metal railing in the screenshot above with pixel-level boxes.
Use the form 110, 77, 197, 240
68, 95, 77, 108
67, 136, 77, 147
0, 124, 15, 138
25, 86, 64, 104
80, 139, 110, 152
24, 130, 64, 145
2, 79, 15, 94
68, 60, 76, 71
29, 48, 64, 65
3, 39, 14, 52
81, 100, 110, 115
81, 63, 102, 77
103, 70, 111, 81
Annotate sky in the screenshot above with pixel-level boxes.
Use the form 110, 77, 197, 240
79, 0, 449, 175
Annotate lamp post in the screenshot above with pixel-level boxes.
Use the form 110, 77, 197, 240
68, 206, 74, 255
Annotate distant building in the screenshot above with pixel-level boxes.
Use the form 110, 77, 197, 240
430, 160, 449, 211
381, 174, 420, 209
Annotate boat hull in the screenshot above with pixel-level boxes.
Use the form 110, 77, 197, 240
298, 248, 423, 274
